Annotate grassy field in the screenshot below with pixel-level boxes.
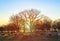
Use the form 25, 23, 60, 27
0, 31, 60, 41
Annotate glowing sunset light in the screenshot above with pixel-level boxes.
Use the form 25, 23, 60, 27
0, 17, 9, 26
0, 0, 60, 41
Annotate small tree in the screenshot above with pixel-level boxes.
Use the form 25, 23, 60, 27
52, 19, 60, 31
42, 17, 52, 30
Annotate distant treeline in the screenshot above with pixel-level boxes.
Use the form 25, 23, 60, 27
0, 9, 60, 32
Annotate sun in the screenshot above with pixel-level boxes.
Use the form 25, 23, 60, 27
20, 16, 35, 35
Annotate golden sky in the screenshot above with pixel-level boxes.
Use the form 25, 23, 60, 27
0, 17, 9, 26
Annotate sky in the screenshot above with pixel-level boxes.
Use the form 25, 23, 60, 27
0, 0, 60, 26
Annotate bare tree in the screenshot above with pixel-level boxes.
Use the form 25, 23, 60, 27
10, 9, 51, 34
